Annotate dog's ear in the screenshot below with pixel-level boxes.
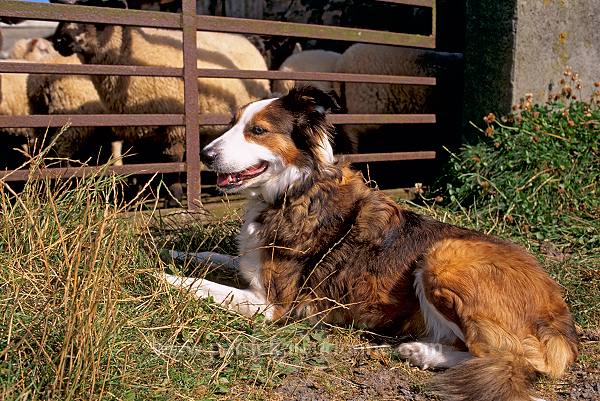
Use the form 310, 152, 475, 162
284, 85, 342, 115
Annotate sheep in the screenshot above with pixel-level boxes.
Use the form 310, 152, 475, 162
1, 39, 57, 169
26, 53, 117, 165
336, 44, 436, 119
334, 43, 461, 153
0, 71, 32, 170
51, 0, 271, 200
1, 38, 117, 169
272, 48, 341, 94
8, 38, 58, 61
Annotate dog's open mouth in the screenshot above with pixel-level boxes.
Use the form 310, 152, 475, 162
216, 161, 268, 188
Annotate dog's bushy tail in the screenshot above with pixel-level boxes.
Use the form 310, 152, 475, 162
431, 318, 578, 401
431, 352, 536, 401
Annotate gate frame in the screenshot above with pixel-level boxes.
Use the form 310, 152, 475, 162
0, 0, 438, 210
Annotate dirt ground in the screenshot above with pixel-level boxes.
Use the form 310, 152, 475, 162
271, 331, 599, 401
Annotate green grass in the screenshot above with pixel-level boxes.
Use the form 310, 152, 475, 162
439, 95, 599, 253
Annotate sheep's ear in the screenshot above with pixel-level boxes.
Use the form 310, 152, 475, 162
325, 90, 344, 113
289, 85, 341, 115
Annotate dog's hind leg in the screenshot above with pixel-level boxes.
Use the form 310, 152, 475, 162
397, 342, 471, 369
161, 273, 273, 319
397, 268, 472, 370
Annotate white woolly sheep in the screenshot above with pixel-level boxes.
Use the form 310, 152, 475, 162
336, 44, 446, 114
52, 0, 271, 199
0, 39, 56, 169
0, 71, 32, 169
334, 44, 464, 153
27, 53, 117, 165
272, 49, 341, 94
8, 38, 58, 61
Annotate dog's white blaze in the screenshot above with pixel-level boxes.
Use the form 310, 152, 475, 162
203, 98, 279, 174
203, 96, 319, 203
414, 270, 465, 343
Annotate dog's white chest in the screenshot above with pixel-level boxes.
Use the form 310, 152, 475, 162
238, 199, 267, 290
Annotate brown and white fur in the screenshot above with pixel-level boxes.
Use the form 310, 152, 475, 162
162, 86, 578, 401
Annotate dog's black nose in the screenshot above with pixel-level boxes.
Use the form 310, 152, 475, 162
201, 147, 217, 165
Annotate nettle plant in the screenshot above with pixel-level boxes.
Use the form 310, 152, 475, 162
444, 70, 599, 250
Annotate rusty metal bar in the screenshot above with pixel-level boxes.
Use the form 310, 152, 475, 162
337, 151, 436, 163
0, 113, 436, 128
0, 61, 182, 77
1, 1, 434, 48
0, 62, 436, 86
0, 1, 181, 28
195, 15, 435, 48
375, 0, 434, 7
181, 0, 201, 210
191, 114, 437, 126
0, 151, 437, 182
431, 0, 437, 44
0, 162, 187, 182
196, 70, 436, 85
0, 114, 184, 128
329, 114, 436, 124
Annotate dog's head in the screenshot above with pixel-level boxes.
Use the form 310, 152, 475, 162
202, 86, 341, 202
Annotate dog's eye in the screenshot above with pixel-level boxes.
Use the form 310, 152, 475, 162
251, 126, 266, 135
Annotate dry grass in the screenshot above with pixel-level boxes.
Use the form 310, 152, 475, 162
0, 155, 597, 400
0, 163, 351, 400
0, 170, 157, 399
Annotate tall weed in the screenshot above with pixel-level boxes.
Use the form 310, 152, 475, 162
442, 85, 599, 251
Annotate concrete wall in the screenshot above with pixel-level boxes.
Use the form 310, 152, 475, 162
513, 0, 600, 103
464, 0, 600, 139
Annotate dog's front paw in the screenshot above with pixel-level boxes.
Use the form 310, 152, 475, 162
397, 342, 439, 370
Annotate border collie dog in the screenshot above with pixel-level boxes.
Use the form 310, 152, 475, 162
163, 86, 577, 401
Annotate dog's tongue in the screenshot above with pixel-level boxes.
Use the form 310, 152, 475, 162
216, 163, 267, 187
216, 173, 236, 187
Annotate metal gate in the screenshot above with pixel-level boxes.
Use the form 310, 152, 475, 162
0, 0, 438, 210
